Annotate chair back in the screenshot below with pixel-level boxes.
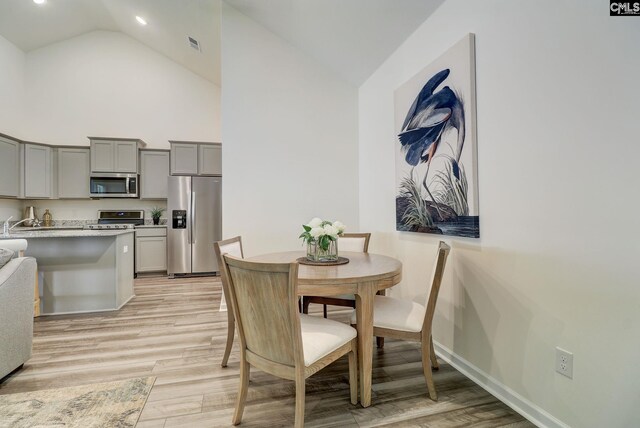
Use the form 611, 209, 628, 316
214, 236, 244, 309
339, 233, 371, 253
422, 241, 451, 333
221, 255, 303, 367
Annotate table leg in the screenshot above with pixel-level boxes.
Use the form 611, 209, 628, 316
355, 286, 374, 407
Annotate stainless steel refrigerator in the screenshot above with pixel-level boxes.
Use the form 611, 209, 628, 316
167, 176, 222, 276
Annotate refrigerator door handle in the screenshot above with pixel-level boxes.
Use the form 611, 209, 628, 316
191, 191, 196, 244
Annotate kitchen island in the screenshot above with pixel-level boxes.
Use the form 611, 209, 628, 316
1, 229, 135, 315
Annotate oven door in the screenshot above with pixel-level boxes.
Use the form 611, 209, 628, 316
90, 174, 139, 198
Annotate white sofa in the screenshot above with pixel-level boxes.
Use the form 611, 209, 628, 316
0, 243, 36, 381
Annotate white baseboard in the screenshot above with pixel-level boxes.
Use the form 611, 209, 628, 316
433, 340, 570, 428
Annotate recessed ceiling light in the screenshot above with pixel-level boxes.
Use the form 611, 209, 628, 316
135, 16, 147, 26
33, 0, 46, 4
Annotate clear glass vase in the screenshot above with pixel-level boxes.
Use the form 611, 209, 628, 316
306, 239, 338, 262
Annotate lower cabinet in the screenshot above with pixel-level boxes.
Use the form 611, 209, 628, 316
135, 227, 167, 273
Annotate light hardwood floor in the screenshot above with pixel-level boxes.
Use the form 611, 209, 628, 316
0, 276, 534, 428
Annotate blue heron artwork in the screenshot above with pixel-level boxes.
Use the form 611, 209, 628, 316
394, 34, 479, 238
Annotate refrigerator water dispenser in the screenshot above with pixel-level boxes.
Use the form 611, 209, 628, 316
172, 210, 187, 229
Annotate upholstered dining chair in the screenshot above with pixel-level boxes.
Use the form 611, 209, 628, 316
221, 254, 358, 427
214, 236, 244, 368
351, 241, 450, 401
302, 233, 371, 318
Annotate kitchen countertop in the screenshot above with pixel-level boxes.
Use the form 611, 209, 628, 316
10, 226, 85, 231
1, 229, 135, 239
135, 225, 168, 228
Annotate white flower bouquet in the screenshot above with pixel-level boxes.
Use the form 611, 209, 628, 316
299, 217, 346, 262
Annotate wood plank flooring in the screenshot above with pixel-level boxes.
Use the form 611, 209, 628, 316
0, 276, 534, 427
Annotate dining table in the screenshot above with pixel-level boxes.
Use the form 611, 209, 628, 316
247, 250, 403, 407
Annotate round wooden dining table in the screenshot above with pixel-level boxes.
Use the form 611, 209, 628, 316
247, 251, 402, 407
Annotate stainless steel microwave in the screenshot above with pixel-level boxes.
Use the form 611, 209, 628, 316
90, 173, 139, 198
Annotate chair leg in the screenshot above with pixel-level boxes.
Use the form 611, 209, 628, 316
323, 304, 328, 318
430, 336, 439, 370
348, 341, 358, 405
232, 359, 250, 425
421, 338, 438, 401
302, 297, 311, 314
294, 375, 306, 428
221, 311, 235, 368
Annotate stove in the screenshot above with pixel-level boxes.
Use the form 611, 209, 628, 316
84, 210, 145, 230
85, 224, 135, 230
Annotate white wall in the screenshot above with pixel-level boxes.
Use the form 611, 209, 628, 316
359, 1, 640, 427
0, 35, 25, 139
220, 4, 359, 256
0, 199, 22, 224
24, 30, 220, 148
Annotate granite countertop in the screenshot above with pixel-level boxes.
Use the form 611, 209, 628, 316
11, 226, 85, 231
0, 229, 135, 239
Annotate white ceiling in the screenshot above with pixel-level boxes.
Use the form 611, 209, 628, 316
0, 0, 443, 87
225, 0, 445, 85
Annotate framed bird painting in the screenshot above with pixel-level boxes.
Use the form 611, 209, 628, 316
394, 33, 479, 238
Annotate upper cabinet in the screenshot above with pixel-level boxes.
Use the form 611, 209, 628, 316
0, 135, 20, 197
89, 138, 145, 173
140, 150, 170, 199
170, 142, 198, 175
23, 143, 56, 199
198, 144, 222, 176
58, 147, 90, 199
170, 141, 222, 176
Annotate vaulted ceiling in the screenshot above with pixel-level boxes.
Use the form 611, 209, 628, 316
0, 0, 444, 87
0, 0, 221, 84
225, 0, 445, 85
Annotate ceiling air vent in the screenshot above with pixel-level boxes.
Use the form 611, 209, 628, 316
188, 36, 201, 52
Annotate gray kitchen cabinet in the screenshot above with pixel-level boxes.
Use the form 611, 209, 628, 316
58, 147, 90, 198
140, 150, 170, 199
90, 140, 114, 172
198, 143, 222, 176
170, 141, 221, 176
114, 141, 138, 172
135, 227, 167, 273
0, 135, 20, 197
24, 143, 56, 199
170, 142, 198, 175
90, 138, 144, 173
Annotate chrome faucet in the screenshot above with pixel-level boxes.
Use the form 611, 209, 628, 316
2, 217, 38, 237
2, 216, 13, 237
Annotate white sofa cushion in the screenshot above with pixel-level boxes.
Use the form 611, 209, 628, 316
0, 249, 14, 269
350, 295, 426, 333
300, 314, 356, 366
0, 239, 28, 257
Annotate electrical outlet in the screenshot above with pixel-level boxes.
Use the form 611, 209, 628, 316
555, 347, 573, 379
123, 245, 129, 253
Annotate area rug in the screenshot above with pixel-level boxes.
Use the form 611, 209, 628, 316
0, 376, 155, 428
